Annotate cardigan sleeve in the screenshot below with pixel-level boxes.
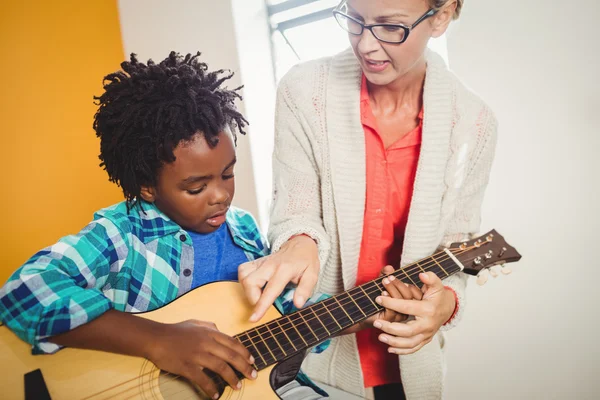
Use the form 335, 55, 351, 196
267, 71, 331, 277
439, 105, 498, 331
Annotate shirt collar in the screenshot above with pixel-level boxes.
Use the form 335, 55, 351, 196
135, 202, 266, 256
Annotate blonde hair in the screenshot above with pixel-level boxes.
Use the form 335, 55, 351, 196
430, 0, 464, 20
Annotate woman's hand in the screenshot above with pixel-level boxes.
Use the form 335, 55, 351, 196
149, 320, 257, 399
373, 272, 456, 355
238, 235, 320, 322
342, 265, 422, 334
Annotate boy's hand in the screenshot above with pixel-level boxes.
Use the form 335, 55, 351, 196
369, 265, 423, 325
339, 266, 422, 335
149, 320, 257, 399
373, 272, 456, 355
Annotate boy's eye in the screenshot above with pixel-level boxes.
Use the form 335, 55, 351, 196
187, 185, 206, 195
223, 174, 235, 180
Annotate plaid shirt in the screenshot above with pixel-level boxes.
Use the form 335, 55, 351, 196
0, 201, 330, 365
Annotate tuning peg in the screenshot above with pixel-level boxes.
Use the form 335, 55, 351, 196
476, 270, 489, 286
488, 267, 499, 278
501, 266, 512, 275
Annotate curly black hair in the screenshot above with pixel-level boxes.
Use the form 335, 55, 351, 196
93, 51, 248, 207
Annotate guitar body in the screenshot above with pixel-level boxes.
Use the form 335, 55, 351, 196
0, 282, 296, 400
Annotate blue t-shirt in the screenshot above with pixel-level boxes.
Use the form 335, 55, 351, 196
187, 223, 250, 288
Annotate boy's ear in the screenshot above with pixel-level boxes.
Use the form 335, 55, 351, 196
139, 186, 157, 203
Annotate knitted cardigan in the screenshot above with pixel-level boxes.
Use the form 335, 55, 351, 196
268, 48, 498, 399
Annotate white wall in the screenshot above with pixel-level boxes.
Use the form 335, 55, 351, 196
117, 0, 264, 223
444, 1, 599, 399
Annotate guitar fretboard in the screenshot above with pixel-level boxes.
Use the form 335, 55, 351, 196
235, 250, 463, 370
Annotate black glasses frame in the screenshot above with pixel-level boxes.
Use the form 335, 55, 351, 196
333, 6, 438, 44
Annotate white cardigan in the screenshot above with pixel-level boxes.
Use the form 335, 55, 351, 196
268, 48, 498, 399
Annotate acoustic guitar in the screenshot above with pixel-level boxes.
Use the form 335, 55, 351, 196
0, 230, 521, 400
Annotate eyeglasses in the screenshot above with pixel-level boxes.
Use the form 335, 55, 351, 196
333, 2, 438, 44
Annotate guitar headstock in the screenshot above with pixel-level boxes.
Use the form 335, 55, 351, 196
449, 230, 522, 285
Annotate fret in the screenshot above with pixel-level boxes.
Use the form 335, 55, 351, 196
263, 321, 288, 359
416, 261, 427, 274
282, 314, 308, 348
307, 305, 336, 341
315, 301, 343, 331
306, 307, 331, 337
432, 257, 449, 277
273, 318, 298, 353
359, 285, 379, 310
343, 290, 368, 320
251, 325, 279, 364
399, 268, 418, 286
297, 308, 322, 344
330, 296, 355, 327
290, 312, 318, 345
237, 331, 267, 369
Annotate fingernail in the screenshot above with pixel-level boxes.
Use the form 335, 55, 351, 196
382, 291, 389, 297
376, 296, 382, 304
388, 275, 395, 281
213, 394, 219, 400
251, 370, 258, 379
249, 356, 255, 364
379, 335, 388, 343
236, 382, 242, 389
296, 296, 305, 305
250, 313, 257, 321
382, 278, 389, 285
373, 321, 382, 329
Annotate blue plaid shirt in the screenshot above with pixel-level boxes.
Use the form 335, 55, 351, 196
0, 201, 329, 394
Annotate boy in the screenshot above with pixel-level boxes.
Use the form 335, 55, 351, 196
0, 52, 329, 400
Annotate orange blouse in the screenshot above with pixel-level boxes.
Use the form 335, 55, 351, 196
356, 74, 423, 388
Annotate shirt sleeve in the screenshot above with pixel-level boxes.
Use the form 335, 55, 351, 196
0, 217, 130, 354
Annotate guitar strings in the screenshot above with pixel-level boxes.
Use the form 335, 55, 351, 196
84, 243, 490, 399
235, 246, 477, 351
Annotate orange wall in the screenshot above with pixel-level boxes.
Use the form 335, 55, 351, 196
0, 1, 125, 282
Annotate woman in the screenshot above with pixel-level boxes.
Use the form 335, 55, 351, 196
239, 0, 497, 398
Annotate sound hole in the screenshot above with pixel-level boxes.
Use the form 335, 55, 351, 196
158, 371, 228, 400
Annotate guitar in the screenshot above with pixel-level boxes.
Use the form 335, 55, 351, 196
0, 230, 521, 400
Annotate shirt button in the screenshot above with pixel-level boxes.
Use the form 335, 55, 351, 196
179, 234, 187, 242
183, 269, 192, 277
375, 209, 382, 214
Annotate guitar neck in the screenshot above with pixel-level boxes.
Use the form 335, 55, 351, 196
236, 249, 463, 370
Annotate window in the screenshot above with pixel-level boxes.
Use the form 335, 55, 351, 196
266, 0, 449, 82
